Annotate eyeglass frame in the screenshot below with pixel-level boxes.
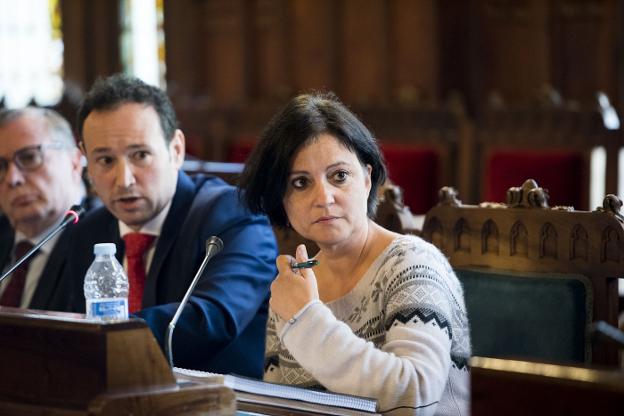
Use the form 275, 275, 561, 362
0, 142, 69, 183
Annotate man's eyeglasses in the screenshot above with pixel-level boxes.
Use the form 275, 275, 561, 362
0, 143, 67, 182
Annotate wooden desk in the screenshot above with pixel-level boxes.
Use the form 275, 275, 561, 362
471, 356, 624, 415
0, 307, 235, 415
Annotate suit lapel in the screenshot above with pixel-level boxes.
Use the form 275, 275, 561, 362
0, 218, 15, 277
28, 228, 70, 309
142, 172, 197, 306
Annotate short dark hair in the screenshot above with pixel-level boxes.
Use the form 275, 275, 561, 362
239, 92, 387, 228
76, 73, 178, 143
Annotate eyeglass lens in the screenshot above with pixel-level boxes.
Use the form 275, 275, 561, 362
0, 146, 45, 181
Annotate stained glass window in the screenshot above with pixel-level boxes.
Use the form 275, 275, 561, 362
0, 0, 64, 108
120, 0, 166, 88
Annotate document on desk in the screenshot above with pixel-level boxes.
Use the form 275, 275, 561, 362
173, 367, 379, 414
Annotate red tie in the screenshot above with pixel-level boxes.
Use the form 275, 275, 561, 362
123, 233, 156, 313
0, 241, 36, 307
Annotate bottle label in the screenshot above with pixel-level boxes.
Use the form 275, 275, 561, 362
86, 298, 129, 321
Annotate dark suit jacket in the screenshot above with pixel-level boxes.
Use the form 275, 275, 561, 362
63, 171, 277, 377
0, 198, 98, 311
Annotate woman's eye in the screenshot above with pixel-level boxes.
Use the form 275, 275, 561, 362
291, 177, 308, 189
332, 170, 349, 183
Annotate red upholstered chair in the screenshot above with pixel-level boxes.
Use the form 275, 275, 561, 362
380, 143, 441, 215
464, 98, 621, 211
227, 138, 256, 163
484, 148, 586, 208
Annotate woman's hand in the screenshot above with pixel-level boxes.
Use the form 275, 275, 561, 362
270, 244, 320, 321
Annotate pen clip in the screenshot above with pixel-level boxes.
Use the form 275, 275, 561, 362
291, 259, 319, 270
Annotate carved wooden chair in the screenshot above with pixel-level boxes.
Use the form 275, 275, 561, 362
422, 179, 623, 366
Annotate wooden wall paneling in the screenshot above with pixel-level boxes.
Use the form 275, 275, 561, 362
475, 0, 551, 106
61, 0, 88, 92
551, 0, 618, 107
617, 0, 624, 114
61, 0, 121, 93
249, 0, 291, 101
164, 0, 214, 159
202, 0, 249, 107
438, 0, 476, 114
388, 0, 439, 104
339, 0, 390, 105
289, 0, 338, 94
163, 0, 205, 98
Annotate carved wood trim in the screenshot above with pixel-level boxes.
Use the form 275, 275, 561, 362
510, 221, 528, 257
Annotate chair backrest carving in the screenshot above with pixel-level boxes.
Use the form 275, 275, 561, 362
423, 180, 623, 366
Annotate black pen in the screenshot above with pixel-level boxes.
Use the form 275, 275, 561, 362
291, 259, 319, 270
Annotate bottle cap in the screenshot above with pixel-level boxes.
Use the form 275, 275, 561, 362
93, 243, 117, 256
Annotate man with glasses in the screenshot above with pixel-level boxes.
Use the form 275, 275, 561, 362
0, 107, 87, 310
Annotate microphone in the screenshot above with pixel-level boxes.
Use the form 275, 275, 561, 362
165, 236, 224, 367
590, 321, 624, 348
0, 204, 86, 285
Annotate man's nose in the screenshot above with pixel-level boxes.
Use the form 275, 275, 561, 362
2, 161, 26, 187
115, 159, 136, 188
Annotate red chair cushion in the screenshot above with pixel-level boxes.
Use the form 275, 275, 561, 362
381, 144, 440, 215
227, 139, 256, 163
485, 149, 585, 208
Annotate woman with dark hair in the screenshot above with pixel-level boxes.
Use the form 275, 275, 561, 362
239, 93, 470, 415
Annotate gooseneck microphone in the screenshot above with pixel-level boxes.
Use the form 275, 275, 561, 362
0, 204, 85, 285
165, 236, 224, 367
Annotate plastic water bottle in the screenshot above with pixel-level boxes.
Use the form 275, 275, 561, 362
84, 243, 129, 321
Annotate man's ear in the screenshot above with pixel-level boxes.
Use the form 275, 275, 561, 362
169, 129, 186, 168
70, 147, 84, 178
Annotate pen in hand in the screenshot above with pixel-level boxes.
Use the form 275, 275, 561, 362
291, 259, 319, 270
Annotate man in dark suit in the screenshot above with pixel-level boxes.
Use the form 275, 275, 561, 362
0, 107, 86, 310
64, 74, 277, 377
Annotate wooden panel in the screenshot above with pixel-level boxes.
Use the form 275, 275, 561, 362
202, 0, 248, 106
388, 0, 439, 103
339, 0, 389, 104
61, 0, 121, 92
551, 0, 618, 105
163, 0, 204, 96
475, 0, 551, 104
249, 0, 290, 100
471, 357, 624, 416
289, 0, 337, 93
0, 308, 235, 415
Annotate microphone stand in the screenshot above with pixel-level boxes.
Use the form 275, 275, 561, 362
165, 236, 223, 368
0, 205, 85, 284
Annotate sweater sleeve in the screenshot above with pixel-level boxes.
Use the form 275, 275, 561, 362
263, 310, 282, 383
279, 249, 456, 415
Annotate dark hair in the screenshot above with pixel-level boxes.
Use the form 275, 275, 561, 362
239, 92, 387, 228
76, 73, 178, 143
